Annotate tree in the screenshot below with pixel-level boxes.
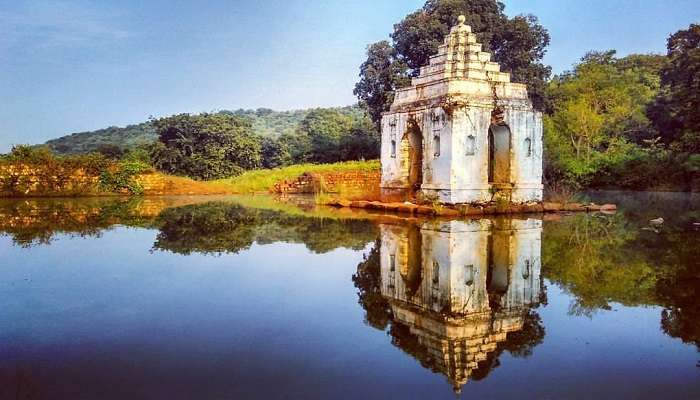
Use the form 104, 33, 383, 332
296, 109, 355, 163
260, 136, 291, 169
340, 116, 381, 161
353, 41, 410, 126
355, 0, 551, 124
544, 51, 665, 187
648, 24, 700, 154
149, 113, 262, 180
95, 144, 125, 159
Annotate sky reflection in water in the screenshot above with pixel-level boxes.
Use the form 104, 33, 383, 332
0, 193, 697, 399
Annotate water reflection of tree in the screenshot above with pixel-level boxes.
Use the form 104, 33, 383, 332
0, 198, 154, 247
0, 198, 379, 256
542, 211, 700, 352
542, 213, 657, 315
352, 240, 391, 330
153, 202, 378, 255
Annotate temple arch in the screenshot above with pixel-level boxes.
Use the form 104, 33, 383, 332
399, 120, 423, 198
488, 124, 512, 184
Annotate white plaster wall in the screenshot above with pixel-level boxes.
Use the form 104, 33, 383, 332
380, 112, 409, 188
422, 107, 452, 191
505, 108, 544, 202
447, 106, 492, 203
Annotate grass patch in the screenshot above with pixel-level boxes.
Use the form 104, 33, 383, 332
214, 160, 380, 194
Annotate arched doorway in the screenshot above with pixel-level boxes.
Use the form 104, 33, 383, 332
400, 120, 423, 198
488, 124, 512, 184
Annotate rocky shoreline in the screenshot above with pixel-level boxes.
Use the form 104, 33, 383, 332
324, 199, 617, 217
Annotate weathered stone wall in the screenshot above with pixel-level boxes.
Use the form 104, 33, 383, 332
135, 173, 174, 195
273, 171, 381, 194
0, 162, 228, 197
0, 163, 101, 197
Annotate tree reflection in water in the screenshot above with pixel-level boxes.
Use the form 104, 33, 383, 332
153, 202, 378, 255
0, 194, 697, 372
354, 218, 547, 393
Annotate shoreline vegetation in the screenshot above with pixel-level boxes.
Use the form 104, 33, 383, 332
215, 160, 380, 194
3, 3, 698, 201
0, 146, 382, 198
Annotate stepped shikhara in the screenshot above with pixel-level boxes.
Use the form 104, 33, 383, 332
380, 15, 543, 204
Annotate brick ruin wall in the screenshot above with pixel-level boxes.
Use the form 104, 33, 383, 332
0, 164, 101, 197
273, 171, 381, 195
0, 163, 180, 197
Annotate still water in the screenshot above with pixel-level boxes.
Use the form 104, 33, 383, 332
0, 193, 697, 399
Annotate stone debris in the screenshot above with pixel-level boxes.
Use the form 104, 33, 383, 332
649, 217, 665, 226
325, 199, 615, 217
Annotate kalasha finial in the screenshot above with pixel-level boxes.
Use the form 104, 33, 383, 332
457, 15, 466, 25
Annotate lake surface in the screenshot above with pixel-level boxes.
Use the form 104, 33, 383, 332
0, 193, 698, 399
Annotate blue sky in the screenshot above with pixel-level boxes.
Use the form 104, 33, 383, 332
1, 0, 698, 151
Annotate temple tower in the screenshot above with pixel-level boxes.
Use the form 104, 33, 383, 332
380, 15, 543, 204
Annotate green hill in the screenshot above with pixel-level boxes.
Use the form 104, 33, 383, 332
46, 122, 156, 154
45, 105, 364, 154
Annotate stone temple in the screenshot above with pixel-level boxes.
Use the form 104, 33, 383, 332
380, 15, 543, 204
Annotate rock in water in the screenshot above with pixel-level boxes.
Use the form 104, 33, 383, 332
649, 217, 665, 226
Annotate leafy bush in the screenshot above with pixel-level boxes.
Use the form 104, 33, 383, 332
1, 145, 152, 195
149, 113, 262, 180
99, 159, 152, 195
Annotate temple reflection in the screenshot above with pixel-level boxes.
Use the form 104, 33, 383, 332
376, 218, 544, 393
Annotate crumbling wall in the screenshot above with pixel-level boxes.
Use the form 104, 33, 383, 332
0, 163, 101, 197
273, 170, 380, 195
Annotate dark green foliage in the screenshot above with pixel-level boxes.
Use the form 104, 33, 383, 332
260, 136, 292, 169
95, 144, 125, 159
492, 14, 551, 110
46, 123, 156, 155
340, 117, 381, 161
646, 24, 700, 190
46, 106, 369, 156
41, 105, 380, 178
543, 49, 698, 190
649, 24, 700, 152
292, 109, 379, 164
149, 113, 262, 180
353, 41, 411, 125
98, 159, 152, 195
542, 25, 698, 191
297, 109, 354, 163
355, 0, 551, 124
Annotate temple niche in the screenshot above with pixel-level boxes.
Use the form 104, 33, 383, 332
380, 15, 543, 204
378, 218, 543, 393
